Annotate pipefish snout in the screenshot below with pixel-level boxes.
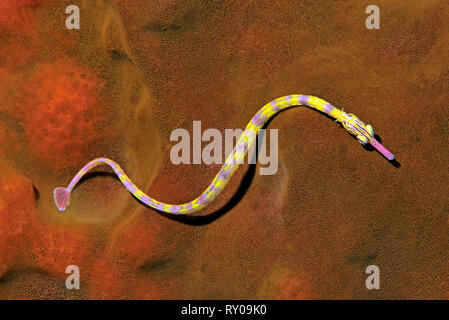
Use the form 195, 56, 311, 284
53, 94, 395, 215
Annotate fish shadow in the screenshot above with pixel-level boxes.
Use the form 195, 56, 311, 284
73, 171, 118, 191
73, 107, 399, 225
160, 107, 400, 225
159, 108, 292, 225
350, 134, 400, 168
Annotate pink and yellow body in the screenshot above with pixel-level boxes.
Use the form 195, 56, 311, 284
54, 95, 394, 215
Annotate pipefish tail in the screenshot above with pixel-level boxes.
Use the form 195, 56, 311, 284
53, 94, 395, 214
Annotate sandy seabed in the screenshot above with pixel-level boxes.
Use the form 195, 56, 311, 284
0, 0, 447, 299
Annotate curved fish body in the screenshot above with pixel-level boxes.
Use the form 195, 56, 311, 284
54, 95, 394, 215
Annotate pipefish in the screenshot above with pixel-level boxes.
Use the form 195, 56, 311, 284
54, 94, 394, 214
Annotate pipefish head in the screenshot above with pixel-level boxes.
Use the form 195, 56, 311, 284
341, 113, 374, 145
340, 112, 395, 161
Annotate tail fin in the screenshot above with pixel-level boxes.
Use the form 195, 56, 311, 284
53, 187, 71, 211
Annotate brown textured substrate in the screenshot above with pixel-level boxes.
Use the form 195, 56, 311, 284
0, 0, 447, 299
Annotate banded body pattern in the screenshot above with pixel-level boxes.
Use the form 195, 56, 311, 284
53, 95, 394, 215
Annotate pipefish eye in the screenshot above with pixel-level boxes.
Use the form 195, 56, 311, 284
357, 135, 369, 145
